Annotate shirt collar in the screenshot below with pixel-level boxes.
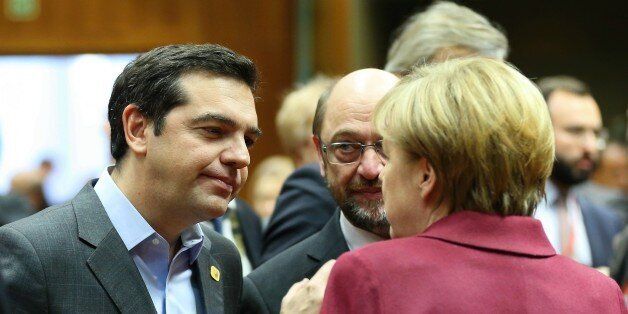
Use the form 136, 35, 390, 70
181, 223, 204, 264
94, 168, 205, 262
421, 210, 556, 257
95, 168, 155, 250
339, 210, 384, 251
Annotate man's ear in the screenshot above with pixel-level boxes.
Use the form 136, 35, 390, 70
121, 104, 149, 157
416, 158, 437, 201
312, 135, 326, 177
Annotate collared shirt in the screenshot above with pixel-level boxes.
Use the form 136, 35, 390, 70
535, 181, 592, 266
339, 210, 384, 251
94, 168, 206, 314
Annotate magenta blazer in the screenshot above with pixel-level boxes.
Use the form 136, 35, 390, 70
322, 211, 626, 314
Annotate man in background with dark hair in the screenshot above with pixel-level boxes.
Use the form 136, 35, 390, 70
0, 44, 260, 313
535, 75, 622, 269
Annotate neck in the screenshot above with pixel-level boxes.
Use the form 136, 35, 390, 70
111, 165, 187, 248
424, 199, 451, 231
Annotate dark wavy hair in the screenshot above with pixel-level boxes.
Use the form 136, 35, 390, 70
108, 44, 257, 161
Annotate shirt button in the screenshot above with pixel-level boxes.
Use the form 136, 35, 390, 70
152, 238, 160, 245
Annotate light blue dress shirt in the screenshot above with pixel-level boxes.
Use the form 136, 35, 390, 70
94, 168, 207, 313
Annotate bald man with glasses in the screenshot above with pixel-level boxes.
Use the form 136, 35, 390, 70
240, 69, 398, 314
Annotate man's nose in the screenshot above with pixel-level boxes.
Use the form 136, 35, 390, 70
221, 138, 250, 169
357, 148, 383, 180
582, 131, 599, 155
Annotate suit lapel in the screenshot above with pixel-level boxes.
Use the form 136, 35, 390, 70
306, 210, 349, 263
75, 181, 156, 314
87, 229, 156, 313
196, 241, 224, 313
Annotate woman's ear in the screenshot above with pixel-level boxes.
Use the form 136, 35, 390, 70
416, 158, 437, 200
121, 104, 149, 157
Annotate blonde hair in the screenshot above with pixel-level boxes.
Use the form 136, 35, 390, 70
374, 57, 554, 216
276, 75, 336, 160
250, 155, 295, 186
385, 1, 508, 74
249, 155, 295, 217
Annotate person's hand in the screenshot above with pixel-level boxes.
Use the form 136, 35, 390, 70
280, 259, 336, 314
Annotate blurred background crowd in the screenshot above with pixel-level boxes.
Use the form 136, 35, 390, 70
0, 0, 626, 300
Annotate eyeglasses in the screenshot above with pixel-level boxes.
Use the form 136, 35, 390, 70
563, 126, 609, 151
320, 140, 387, 164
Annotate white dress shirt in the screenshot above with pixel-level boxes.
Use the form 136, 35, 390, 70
535, 181, 592, 266
339, 211, 385, 251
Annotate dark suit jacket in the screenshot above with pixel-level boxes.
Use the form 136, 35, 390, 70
0, 181, 242, 313
322, 211, 625, 314
579, 196, 624, 267
234, 198, 264, 268
261, 163, 337, 263
611, 226, 628, 286
242, 210, 348, 314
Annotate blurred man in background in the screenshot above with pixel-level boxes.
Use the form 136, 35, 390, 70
249, 155, 294, 227
384, 1, 508, 75
276, 75, 336, 168
261, 75, 338, 263
535, 76, 623, 269
0, 128, 34, 227
9, 159, 52, 211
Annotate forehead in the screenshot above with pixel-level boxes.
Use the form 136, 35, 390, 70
322, 97, 378, 141
547, 90, 601, 127
177, 73, 257, 126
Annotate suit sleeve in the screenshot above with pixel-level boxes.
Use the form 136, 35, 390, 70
0, 226, 48, 312
321, 253, 381, 314
240, 277, 270, 314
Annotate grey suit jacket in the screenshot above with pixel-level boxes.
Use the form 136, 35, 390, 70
241, 210, 348, 314
0, 180, 242, 313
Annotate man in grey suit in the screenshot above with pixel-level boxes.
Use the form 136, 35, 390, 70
0, 44, 261, 313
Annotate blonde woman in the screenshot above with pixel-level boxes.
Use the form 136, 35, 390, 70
321, 58, 625, 313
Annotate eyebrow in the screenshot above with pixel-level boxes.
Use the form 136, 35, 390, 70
191, 113, 262, 137
330, 129, 383, 142
330, 129, 360, 141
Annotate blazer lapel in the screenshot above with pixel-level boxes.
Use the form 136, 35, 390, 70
196, 242, 224, 313
87, 230, 156, 313
306, 210, 349, 263
75, 181, 156, 314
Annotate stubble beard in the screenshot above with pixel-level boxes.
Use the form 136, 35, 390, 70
326, 171, 390, 238
551, 154, 598, 187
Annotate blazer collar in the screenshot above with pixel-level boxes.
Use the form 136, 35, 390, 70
306, 209, 350, 262
74, 180, 156, 313
420, 211, 556, 257
75, 180, 115, 247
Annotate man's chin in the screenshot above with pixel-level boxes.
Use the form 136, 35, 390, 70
341, 202, 389, 237
192, 195, 230, 220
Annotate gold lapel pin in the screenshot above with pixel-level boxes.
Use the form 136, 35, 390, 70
210, 265, 220, 282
